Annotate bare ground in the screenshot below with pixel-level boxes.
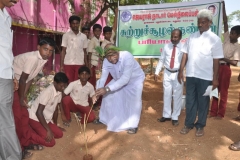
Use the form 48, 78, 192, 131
31, 66, 240, 160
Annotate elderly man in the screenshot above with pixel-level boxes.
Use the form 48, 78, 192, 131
95, 44, 145, 134
178, 9, 224, 137
0, 0, 22, 159
155, 29, 183, 126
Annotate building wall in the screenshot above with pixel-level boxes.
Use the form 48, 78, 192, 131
7, 0, 108, 72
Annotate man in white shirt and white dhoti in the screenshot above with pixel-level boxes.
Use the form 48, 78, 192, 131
178, 9, 224, 137
154, 29, 183, 126
0, 0, 22, 159
95, 44, 145, 134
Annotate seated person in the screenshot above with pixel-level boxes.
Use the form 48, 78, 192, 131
28, 72, 69, 147
61, 66, 96, 125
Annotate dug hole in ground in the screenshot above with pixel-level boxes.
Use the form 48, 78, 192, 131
32, 62, 240, 160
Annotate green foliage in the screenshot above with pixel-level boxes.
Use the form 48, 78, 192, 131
228, 10, 240, 28
68, 0, 186, 27
95, 46, 122, 59
95, 46, 105, 58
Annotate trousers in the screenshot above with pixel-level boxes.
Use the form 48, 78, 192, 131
64, 65, 84, 83
210, 65, 231, 117
184, 77, 212, 129
62, 96, 95, 124
162, 69, 183, 120
0, 78, 22, 160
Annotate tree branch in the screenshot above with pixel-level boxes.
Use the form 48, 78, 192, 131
89, 1, 117, 27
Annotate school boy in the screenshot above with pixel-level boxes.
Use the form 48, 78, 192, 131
82, 26, 91, 41
28, 72, 68, 147
61, 66, 96, 125
209, 2, 240, 119
101, 8, 118, 49
87, 24, 102, 88
13, 37, 56, 158
61, 15, 88, 82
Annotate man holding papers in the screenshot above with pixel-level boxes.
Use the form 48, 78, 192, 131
178, 9, 223, 137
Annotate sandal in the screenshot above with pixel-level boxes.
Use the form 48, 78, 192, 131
229, 141, 240, 151
127, 128, 138, 134
233, 115, 240, 121
76, 112, 82, 120
93, 119, 103, 124
22, 149, 33, 159
25, 144, 44, 151
63, 121, 70, 127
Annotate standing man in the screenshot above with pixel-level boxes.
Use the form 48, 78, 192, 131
0, 0, 22, 159
209, 1, 240, 119
178, 9, 224, 137
154, 29, 183, 126
61, 15, 88, 83
95, 44, 145, 134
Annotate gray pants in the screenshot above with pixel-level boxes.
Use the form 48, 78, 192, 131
0, 78, 22, 160
184, 77, 212, 129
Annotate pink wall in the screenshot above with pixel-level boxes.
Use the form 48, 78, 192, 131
7, 0, 71, 32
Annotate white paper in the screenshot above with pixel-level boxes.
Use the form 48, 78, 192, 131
203, 85, 219, 99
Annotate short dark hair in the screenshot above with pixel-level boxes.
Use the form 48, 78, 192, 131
103, 26, 112, 33
69, 15, 81, 24
78, 66, 90, 75
208, 5, 216, 9
93, 24, 102, 31
173, 29, 182, 37
231, 25, 240, 35
38, 37, 56, 48
82, 26, 90, 32
54, 72, 69, 84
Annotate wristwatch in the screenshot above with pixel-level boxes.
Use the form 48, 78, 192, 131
105, 87, 110, 92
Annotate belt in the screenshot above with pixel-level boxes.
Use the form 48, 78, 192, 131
165, 68, 179, 73
220, 63, 230, 66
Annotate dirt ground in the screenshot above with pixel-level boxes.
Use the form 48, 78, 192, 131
31, 65, 240, 160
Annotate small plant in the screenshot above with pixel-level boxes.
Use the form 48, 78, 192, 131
74, 102, 95, 160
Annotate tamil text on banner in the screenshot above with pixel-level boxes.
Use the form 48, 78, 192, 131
118, 0, 223, 58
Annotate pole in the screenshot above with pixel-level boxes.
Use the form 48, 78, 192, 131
53, 9, 56, 71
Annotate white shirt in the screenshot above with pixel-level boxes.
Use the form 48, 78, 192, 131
87, 36, 101, 66
0, 8, 13, 79
13, 51, 47, 83
61, 30, 88, 65
64, 80, 95, 106
98, 51, 145, 91
29, 84, 62, 123
155, 42, 183, 75
181, 29, 224, 81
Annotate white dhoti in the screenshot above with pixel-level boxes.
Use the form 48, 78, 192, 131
99, 79, 144, 132
162, 69, 183, 120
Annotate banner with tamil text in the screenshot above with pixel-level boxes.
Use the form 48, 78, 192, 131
118, 0, 223, 57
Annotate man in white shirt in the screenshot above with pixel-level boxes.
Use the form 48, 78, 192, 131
178, 9, 224, 137
95, 44, 145, 134
154, 29, 183, 126
0, 0, 22, 159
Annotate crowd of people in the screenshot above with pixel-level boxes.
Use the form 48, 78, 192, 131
1, 0, 240, 160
